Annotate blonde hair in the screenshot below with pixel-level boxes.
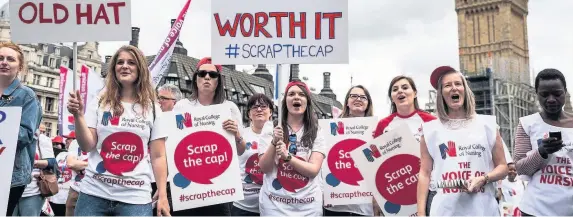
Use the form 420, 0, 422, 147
435, 71, 476, 121
100, 45, 156, 117
0, 41, 26, 73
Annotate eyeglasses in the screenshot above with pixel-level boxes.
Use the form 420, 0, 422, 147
250, 104, 269, 111
158, 96, 176, 101
349, 94, 368, 102
196, 70, 219, 79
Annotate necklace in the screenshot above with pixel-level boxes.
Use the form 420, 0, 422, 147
443, 118, 473, 130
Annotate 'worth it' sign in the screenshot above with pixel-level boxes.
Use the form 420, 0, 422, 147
9, 0, 132, 43
211, 0, 349, 65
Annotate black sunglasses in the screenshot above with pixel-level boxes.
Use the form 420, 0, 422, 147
196, 70, 219, 79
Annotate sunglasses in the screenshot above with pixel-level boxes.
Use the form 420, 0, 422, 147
196, 70, 219, 79
288, 134, 297, 155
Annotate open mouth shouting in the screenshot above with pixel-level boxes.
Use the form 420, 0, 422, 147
451, 94, 461, 103
397, 95, 406, 101
292, 101, 302, 108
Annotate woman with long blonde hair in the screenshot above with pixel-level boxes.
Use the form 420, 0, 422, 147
67, 45, 170, 216
416, 66, 508, 216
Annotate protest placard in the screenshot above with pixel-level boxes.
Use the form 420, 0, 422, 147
165, 104, 244, 211
319, 117, 377, 206
350, 124, 420, 216
211, 0, 348, 64
0, 107, 22, 215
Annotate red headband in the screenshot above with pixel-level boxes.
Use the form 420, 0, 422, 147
197, 57, 222, 72
285, 81, 310, 94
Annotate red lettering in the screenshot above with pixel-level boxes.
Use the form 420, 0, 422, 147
214, 13, 240, 37
269, 12, 287, 37
76, 4, 93, 24
39, 3, 52, 23
441, 171, 471, 180
53, 4, 68, 24
315, 12, 321, 39
322, 12, 342, 39
240, 13, 254, 37
94, 4, 110, 24
289, 12, 306, 39
254, 12, 271, 38
556, 176, 563, 185
107, 2, 125, 24
18, 2, 37, 24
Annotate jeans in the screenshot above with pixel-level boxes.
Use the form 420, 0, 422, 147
6, 186, 26, 216
13, 195, 44, 216
74, 192, 152, 216
426, 190, 437, 216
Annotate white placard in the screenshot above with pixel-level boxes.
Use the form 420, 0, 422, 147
319, 117, 378, 206
350, 124, 420, 216
0, 107, 22, 215
165, 104, 244, 211
9, 0, 132, 43
211, 0, 349, 64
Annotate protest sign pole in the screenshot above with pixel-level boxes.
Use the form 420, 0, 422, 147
275, 64, 283, 126
73, 42, 78, 91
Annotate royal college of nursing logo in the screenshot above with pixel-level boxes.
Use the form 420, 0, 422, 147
101, 111, 120, 126
330, 121, 345, 136
175, 112, 193, 130
362, 144, 381, 162
439, 141, 457, 160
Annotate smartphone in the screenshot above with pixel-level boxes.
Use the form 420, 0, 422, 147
549, 131, 562, 141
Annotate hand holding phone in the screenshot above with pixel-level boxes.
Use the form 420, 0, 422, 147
550, 131, 562, 141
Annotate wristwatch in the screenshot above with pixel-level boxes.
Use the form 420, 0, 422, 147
284, 153, 292, 162
483, 174, 490, 184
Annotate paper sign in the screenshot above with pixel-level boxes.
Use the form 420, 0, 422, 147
165, 104, 244, 211
9, 0, 132, 43
0, 107, 22, 215
500, 202, 521, 217
211, 0, 349, 64
319, 117, 377, 206
350, 124, 420, 216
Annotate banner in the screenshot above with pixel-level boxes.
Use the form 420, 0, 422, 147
9, 0, 132, 43
149, 0, 191, 88
58, 66, 87, 136
81, 65, 104, 113
211, 0, 349, 64
350, 124, 419, 216
0, 107, 22, 215
165, 104, 244, 211
319, 117, 377, 206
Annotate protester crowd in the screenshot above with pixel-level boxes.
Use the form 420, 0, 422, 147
1, 40, 571, 216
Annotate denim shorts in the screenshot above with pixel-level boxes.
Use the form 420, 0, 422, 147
74, 192, 152, 216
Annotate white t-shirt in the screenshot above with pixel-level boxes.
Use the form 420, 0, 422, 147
81, 99, 167, 204
232, 125, 273, 213
50, 152, 72, 204
500, 178, 525, 205
424, 115, 500, 216
67, 140, 89, 192
518, 113, 573, 216
22, 134, 55, 198
258, 126, 326, 216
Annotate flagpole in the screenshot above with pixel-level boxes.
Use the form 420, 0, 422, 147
73, 42, 78, 91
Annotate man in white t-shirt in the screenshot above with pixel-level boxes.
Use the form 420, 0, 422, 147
498, 163, 526, 216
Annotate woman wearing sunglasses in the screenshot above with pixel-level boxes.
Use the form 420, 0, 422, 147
172, 57, 244, 216
258, 80, 326, 216
373, 76, 436, 216
323, 85, 374, 216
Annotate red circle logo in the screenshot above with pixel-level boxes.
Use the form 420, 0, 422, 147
99, 132, 144, 176
174, 131, 233, 184
327, 138, 366, 186
245, 153, 263, 185
375, 154, 420, 205
277, 157, 309, 192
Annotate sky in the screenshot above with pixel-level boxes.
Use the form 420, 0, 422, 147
2, 0, 571, 118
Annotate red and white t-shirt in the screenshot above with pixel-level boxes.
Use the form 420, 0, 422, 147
50, 152, 72, 204
233, 125, 273, 213
22, 134, 54, 198
67, 140, 89, 192
258, 127, 326, 216
82, 99, 167, 204
374, 110, 436, 190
